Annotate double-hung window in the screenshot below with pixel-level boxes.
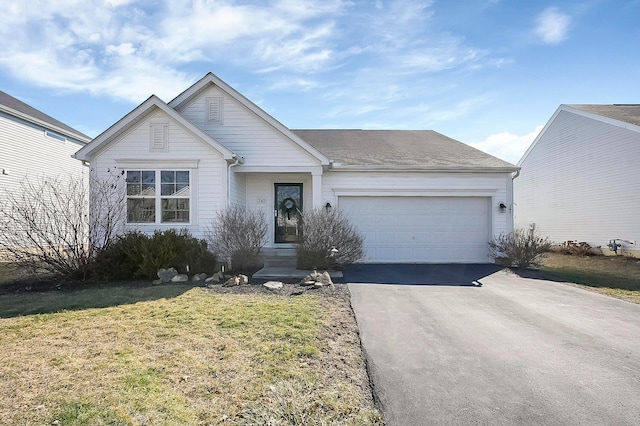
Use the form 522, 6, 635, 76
126, 170, 190, 223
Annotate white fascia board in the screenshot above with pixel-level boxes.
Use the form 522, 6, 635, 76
0, 104, 91, 144
234, 165, 324, 175
518, 104, 640, 167
328, 165, 519, 173
561, 105, 640, 133
168, 72, 330, 166
516, 105, 563, 167
73, 95, 236, 162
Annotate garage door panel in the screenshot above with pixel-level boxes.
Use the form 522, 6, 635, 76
340, 196, 491, 263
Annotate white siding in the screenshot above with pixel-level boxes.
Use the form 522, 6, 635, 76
244, 173, 312, 246
322, 170, 512, 239
91, 110, 227, 239
176, 86, 319, 168
0, 111, 87, 197
514, 110, 640, 252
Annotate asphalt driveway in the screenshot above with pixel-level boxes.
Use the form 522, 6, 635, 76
346, 264, 640, 425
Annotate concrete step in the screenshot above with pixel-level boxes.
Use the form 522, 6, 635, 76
261, 247, 297, 267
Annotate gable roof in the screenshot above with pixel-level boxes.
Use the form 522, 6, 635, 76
168, 72, 330, 166
0, 90, 90, 143
292, 129, 517, 171
568, 104, 640, 127
73, 95, 237, 162
518, 104, 640, 166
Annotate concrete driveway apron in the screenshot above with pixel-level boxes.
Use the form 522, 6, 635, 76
346, 264, 640, 426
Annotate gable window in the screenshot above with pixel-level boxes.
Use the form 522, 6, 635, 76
206, 96, 224, 125
126, 170, 190, 224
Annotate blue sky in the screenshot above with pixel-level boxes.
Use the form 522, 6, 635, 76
1, 0, 639, 163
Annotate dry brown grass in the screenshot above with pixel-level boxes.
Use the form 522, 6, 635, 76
0, 286, 382, 425
523, 252, 640, 303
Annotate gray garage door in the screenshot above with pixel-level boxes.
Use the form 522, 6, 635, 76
339, 196, 491, 263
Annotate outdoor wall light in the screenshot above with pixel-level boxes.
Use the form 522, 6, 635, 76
499, 202, 507, 213
325, 202, 332, 213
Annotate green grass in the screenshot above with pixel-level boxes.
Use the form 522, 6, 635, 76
527, 252, 640, 303
0, 285, 382, 425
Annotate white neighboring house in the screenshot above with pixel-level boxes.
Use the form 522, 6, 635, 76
74, 73, 518, 263
0, 90, 90, 202
514, 104, 640, 256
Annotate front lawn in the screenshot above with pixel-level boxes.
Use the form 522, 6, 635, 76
522, 252, 640, 303
0, 284, 382, 425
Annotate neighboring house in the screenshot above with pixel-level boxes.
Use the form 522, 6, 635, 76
514, 104, 640, 256
74, 73, 517, 263
0, 89, 91, 202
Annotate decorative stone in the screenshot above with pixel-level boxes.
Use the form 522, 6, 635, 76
222, 276, 240, 287
152, 279, 163, 285
238, 274, 249, 285
263, 281, 284, 290
157, 267, 178, 283
318, 271, 333, 286
205, 275, 219, 283
171, 274, 189, 282
192, 273, 208, 282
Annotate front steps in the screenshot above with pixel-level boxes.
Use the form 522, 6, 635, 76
260, 247, 297, 268
253, 247, 343, 281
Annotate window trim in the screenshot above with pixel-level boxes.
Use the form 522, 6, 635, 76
125, 169, 192, 225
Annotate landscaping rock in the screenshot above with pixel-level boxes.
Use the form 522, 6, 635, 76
299, 270, 333, 287
263, 281, 284, 290
152, 279, 163, 285
171, 274, 189, 282
157, 267, 178, 283
318, 271, 334, 286
191, 273, 208, 282
205, 275, 220, 284
238, 274, 249, 285
222, 276, 240, 287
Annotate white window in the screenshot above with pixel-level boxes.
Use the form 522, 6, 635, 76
126, 170, 190, 223
206, 97, 224, 124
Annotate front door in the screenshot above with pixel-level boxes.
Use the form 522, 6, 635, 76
274, 183, 303, 243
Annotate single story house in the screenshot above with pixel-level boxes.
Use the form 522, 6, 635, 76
514, 104, 640, 256
74, 73, 518, 263
0, 90, 90, 195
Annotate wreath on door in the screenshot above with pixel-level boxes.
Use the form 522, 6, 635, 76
279, 197, 299, 220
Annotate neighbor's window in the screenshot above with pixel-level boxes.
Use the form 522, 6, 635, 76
126, 170, 190, 223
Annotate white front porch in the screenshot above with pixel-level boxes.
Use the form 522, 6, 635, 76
238, 169, 324, 248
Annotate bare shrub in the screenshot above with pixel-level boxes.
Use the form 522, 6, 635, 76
206, 205, 268, 273
488, 228, 551, 269
0, 172, 125, 280
557, 240, 592, 256
297, 209, 364, 270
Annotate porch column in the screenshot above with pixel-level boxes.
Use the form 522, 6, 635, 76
312, 171, 322, 209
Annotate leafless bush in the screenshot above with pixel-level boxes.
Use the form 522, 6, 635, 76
206, 205, 268, 273
488, 228, 551, 269
0, 172, 125, 280
557, 240, 592, 256
297, 209, 364, 270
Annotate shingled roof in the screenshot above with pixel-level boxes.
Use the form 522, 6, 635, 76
292, 129, 516, 169
0, 90, 90, 141
568, 104, 640, 127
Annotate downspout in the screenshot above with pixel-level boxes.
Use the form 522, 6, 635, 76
227, 155, 244, 207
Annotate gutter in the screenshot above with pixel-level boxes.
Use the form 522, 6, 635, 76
328, 165, 520, 173
227, 155, 244, 207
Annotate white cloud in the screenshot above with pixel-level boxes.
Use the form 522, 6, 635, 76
534, 7, 571, 44
470, 125, 544, 164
